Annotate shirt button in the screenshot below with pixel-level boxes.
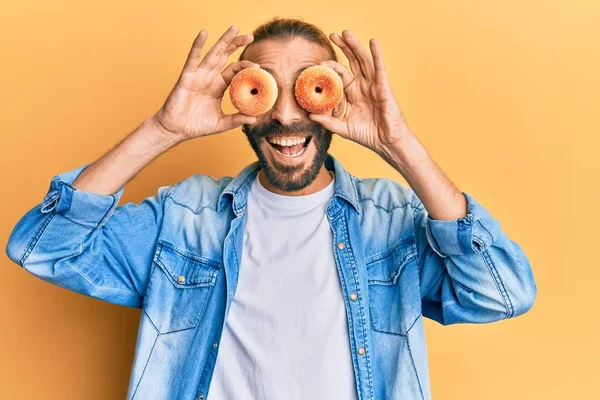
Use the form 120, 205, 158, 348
337, 242, 345, 250
389, 272, 395, 280
213, 342, 218, 349
198, 394, 204, 400
350, 293, 357, 301
358, 347, 365, 356
177, 275, 185, 283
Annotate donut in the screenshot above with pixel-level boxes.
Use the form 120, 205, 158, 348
294, 65, 343, 114
229, 67, 278, 116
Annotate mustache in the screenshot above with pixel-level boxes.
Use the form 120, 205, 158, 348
243, 120, 325, 139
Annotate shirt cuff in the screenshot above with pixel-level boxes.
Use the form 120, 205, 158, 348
40, 164, 125, 229
423, 192, 501, 258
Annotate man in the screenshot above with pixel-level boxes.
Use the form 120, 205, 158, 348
6, 18, 536, 400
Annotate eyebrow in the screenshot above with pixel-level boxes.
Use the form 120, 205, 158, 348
260, 65, 311, 79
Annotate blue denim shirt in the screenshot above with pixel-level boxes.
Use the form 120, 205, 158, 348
6, 153, 536, 400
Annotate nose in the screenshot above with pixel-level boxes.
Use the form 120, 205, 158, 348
269, 85, 305, 126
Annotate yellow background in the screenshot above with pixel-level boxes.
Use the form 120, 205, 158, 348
1, 0, 598, 398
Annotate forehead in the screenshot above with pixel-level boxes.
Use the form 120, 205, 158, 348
241, 37, 332, 79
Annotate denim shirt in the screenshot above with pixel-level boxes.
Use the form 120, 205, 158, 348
6, 153, 537, 400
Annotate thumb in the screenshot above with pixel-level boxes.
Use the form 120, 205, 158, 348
220, 113, 257, 131
308, 113, 348, 137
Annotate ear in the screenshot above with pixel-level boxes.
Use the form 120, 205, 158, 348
332, 95, 347, 119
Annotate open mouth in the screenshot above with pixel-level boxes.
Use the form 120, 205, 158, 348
266, 136, 312, 158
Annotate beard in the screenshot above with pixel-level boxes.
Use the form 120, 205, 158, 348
242, 119, 333, 193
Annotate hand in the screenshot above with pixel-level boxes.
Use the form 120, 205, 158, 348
153, 25, 259, 142
308, 30, 411, 154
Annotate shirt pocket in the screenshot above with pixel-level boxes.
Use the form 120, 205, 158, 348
143, 241, 222, 334
366, 238, 420, 336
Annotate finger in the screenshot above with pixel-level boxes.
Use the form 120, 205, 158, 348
330, 33, 365, 80
212, 34, 254, 72
369, 39, 392, 90
223, 34, 254, 56
341, 30, 375, 80
221, 60, 260, 86
182, 30, 208, 73
332, 95, 348, 119
308, 113, 348, 136
220, 112, 257, 131
319, 60, 355, 90
199, 25, 241, 71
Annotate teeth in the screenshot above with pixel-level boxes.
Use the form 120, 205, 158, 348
273, 144, 307, 157
267, 136, 308, 146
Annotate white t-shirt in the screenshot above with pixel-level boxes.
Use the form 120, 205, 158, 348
207, 169, 358, 400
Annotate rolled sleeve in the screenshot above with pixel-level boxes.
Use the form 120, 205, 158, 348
412, 190, 537, 323
424, 192, 501, 258
40, 164, 125, 229
7, 163, 170, 308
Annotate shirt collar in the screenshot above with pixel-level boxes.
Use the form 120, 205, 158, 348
217, 153, 360, 216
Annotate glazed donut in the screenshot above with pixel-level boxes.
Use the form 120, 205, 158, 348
294, 65, 343, 114
229, 67, 278, 116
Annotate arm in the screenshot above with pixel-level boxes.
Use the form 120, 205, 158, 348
378, 127, 537, 325
308, 29, 537, 324
70, 117, 179, 196
412, 190, 537, 324
5, 26, 258, 307
5, 118, 178, 307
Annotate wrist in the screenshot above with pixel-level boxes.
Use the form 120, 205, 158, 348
378, 132, 424, 175
145, 115, 183, 148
